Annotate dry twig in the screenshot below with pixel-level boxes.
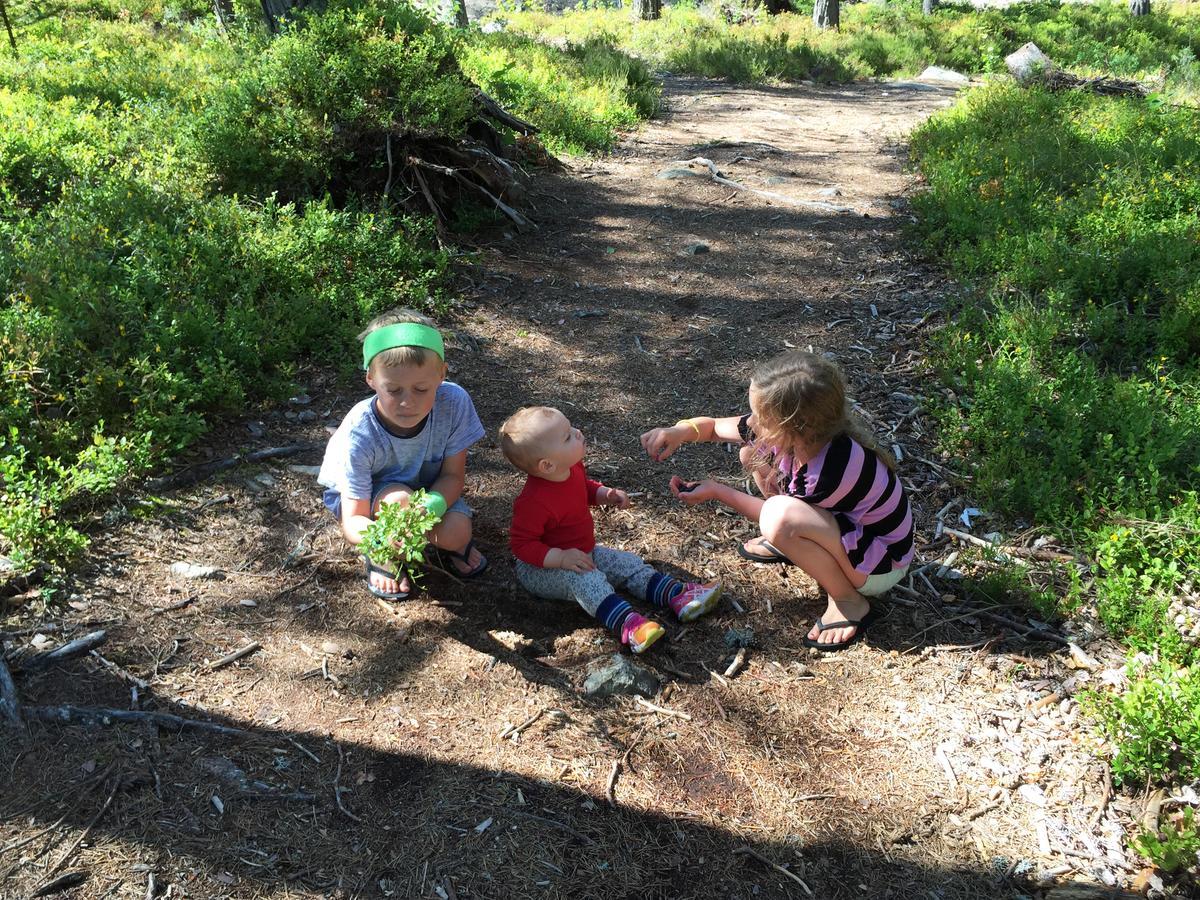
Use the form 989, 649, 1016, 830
734, 846, 814, 897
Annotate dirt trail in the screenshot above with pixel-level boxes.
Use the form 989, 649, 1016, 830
1, 78, 1127, 899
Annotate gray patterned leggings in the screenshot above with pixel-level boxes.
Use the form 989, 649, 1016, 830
514, 545, 658, 617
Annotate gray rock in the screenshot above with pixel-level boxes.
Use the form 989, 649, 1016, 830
296, 410, 317, 423
817, 186, 843, 198
1005, 42, 1053, 84
656, 167, 701, 180
681, 242, 710, 256
582, 654, 661, 699
246, 421, 265, 438
724, 627, 755, 649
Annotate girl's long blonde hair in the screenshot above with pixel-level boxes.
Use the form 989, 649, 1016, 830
750, 351, 896, 471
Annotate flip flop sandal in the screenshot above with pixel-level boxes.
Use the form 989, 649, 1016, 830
735, 537, 793, 565
801, 605, 881, 652
363, 558, 412, 601
429, 538, 488, 579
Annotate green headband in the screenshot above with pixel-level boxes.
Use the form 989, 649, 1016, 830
362, 323, 445, 370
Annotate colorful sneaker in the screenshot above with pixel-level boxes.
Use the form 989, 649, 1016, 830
620, 613, 665, 654
669, 580, 723, 623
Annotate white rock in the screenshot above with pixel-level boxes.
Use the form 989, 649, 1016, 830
1017, 783, 1047, 807
918, 66, 970, 85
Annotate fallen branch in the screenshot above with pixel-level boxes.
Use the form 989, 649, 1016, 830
673, 157, 857, 215
605, 759, 620, 807
18, 631, 108, 674
146, 443, 320, 491
334, 744, 362, 823
499, 708, 544, 740
475, 89, 538, 135
206, 642, 262, 672
723, 647, 748, 679
30, 870, 90, 897
512, 810, 595, 846
734, 847, 814, 897
0, 654, 20, 726
23, 704, 256, 738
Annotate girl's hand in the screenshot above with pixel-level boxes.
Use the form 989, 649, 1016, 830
602, 487, 631, 509
670, 475, 719, 506
641, 425, 687, 462
556, 549, 596, 573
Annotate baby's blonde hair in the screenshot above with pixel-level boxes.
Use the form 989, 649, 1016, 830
360, 308, 441, 374
750, 351, 895, 470
499, 406, 559, 473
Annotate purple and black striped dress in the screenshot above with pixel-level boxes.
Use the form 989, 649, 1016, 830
742, 417, 914, 576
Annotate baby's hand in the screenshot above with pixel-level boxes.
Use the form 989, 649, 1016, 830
602, 487, 631, 509
670, 475, 717, 506
640, 425, 685, 462
556, 549, 596, 573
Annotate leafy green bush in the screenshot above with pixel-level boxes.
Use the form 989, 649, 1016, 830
1133, 806, 1200, 874
1084, 659, 1200, 786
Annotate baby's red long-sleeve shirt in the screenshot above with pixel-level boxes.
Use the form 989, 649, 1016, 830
509, 462, 603, 567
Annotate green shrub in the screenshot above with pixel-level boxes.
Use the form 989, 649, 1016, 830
1084, 659, 1200, 786
1133, 806, 1200, 874
460, 31, 659, 155
192, 2, 477, 199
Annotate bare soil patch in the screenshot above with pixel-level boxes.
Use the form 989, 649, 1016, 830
2, 78, 1136, 899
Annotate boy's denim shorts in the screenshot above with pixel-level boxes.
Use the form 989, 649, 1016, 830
323, 485, 473, 523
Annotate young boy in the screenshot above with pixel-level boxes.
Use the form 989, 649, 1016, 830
319, 309, 487, 600
499, 406, 722, 653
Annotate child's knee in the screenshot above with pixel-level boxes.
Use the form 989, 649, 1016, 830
373, 484, 414, 515
432, 510, 472, 545
759, 494, 804, 542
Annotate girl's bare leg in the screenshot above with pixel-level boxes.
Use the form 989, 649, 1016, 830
758, 495, 871, 646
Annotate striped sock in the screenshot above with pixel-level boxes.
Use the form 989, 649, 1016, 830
595, 593, 634, 635
645, 573, 685, 610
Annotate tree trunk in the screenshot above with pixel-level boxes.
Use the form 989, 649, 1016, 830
454, 0, 469, 27
812, 0, 838, 30
1128, 0, 1149, 15
922, 0, 936, 15
632, 0, 661, 21
763, 0, 794, 13
0, 0, 17, 52
213, 0, 234, 31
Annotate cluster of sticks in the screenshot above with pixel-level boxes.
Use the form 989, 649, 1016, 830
1042, 69, 1150, 98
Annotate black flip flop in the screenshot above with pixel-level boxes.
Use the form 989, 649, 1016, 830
801, 605, 881, 652
736, 537, 793, 565
429, 538, 488, 579
364, 558, 412, 601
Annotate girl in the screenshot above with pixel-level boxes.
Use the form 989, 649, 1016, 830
640, 351, 913, 652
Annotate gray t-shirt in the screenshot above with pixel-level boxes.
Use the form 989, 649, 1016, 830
318, 381, 485, 500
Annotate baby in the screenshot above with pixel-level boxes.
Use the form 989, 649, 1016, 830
500, 406, 722, 653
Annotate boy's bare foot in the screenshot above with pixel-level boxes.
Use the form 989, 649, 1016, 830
370, 568, 413, 596
806, 594, 871, 646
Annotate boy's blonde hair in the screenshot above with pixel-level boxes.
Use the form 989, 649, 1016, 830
750, 351, 896, 470
360, 308, 441, 374
499, 406, 558, 473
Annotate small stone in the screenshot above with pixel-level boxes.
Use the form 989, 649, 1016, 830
724, 628, 755, 649
656, 167, 700, 180
321, 642, 340, 656
1005, 43, 1054, 84
681, 242, 710, 256
246, 421, 266, 438
289, 394, 312, 406
817, 186, 843, 198
288, 465, 320, 477
582, 654, 661, 699
1017, 783, 1046, 807
253, 473, 276, 488
170, 562, 223, 580
239, 599, 257, 608
296, 410, 317, 423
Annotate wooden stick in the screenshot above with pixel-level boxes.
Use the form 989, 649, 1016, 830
89, 653, 150, 690
723, 647, 748, 679
206, 642, 261, 672
605, 759, 620, 807
0, 654, 21, 725
30, 870, 89, 897
512, 811, 595, 846
23, 704, 255, 738
635, 697, 692, 721
150, 595, 195, 615
499, 708, 543, 740
734, 847, 814, 897
19, 631, 108, 674
334, 745, 362, 823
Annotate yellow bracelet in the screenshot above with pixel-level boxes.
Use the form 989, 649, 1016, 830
676, 419, 702, 438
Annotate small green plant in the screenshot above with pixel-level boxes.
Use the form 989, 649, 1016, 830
358, 491, 443, 580
1133, 806, 1200, 874
1083, 659, 1200, 786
